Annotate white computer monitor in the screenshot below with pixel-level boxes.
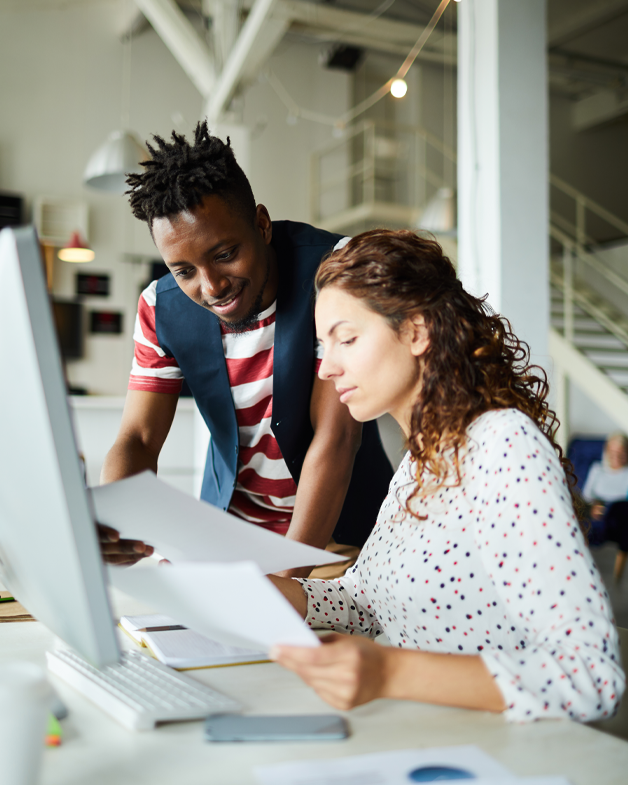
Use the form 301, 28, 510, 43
0, 226, 119, 667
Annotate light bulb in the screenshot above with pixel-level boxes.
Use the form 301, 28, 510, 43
390, 78, 408, 99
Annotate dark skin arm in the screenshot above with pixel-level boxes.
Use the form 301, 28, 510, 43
274, 376, 363, 580
98, 390, 180, 564
100, 380, 360, 568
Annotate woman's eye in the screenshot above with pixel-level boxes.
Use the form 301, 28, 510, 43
341, 337, 357, 347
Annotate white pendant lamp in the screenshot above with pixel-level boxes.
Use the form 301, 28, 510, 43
83, 130, 149, 194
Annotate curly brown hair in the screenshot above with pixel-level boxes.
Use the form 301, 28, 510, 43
315, 229, 580, 516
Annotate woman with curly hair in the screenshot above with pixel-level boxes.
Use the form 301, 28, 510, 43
268, 229, 624, 723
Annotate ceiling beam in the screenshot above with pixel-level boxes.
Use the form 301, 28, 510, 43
573, 88, 628, 130
243, 0, 454, 62
238, 14, 291, 86
292, 25, 455, 64
205, 0, 281, 123
133, 0, 215, 96
204, 0, 239, 71
117, 2, 150, 40
548, 0, 628, 48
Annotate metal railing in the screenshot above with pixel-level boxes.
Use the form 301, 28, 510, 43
550, 175, 628, 354
550, 174, 628, 248
310, 119, 456, 227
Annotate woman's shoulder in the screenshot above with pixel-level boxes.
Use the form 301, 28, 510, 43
466, 408, 557, 465
467, 407, 540, 439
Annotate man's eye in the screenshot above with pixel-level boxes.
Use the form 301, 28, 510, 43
216, 248, 236, 262
174, 269, 193, 279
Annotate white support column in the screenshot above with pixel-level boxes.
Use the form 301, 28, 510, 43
457, 0, 549, 367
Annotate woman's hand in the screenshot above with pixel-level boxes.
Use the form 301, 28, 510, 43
97, 523, 154, 566
590, 503, 606, 521
270, 633, 389, 710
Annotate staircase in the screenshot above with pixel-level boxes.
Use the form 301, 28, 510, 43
549, 180, 628, 441
550, 271, 628, 389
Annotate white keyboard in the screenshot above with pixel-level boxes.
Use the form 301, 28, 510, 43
47, 649, 241, 731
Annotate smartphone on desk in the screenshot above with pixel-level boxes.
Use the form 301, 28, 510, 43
204, 713, 349, 742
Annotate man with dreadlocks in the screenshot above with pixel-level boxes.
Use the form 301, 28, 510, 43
99, 122, 393, 576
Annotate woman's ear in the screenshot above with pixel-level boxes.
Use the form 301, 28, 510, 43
408, 315, 429, 357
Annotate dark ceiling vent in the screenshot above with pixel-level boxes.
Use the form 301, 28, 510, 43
319, 44, 364, 72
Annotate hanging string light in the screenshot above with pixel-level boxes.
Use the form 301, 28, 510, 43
266, 0, 454, 130
390, 78, 408, 98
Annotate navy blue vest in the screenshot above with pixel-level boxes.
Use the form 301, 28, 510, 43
154, 221, 393, 547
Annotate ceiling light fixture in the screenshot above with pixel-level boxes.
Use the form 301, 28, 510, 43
57, 232, 95, 263
82, 8, 148, 194
83, 130, 148, 193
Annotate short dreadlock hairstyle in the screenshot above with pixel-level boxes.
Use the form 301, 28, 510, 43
126, 121, 256, 229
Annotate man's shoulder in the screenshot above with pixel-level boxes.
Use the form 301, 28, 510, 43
155, 272, 179, 294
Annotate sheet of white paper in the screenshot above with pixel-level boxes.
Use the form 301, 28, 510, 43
109, 561, 320, 652
91, 472, 344, 574
255, 745, 515, 785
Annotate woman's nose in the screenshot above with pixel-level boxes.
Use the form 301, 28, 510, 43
318, 351, 340, 381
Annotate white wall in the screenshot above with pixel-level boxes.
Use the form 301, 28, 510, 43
0, 6, 350, 395
242, 38, 350, 222
0, 1, 204, 394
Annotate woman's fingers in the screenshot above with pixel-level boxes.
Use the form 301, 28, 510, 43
270, 634, 385, 709
271, 634, 347, 668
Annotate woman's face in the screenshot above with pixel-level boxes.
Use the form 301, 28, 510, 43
315, 286, 428, 433
606, 437, 628, 470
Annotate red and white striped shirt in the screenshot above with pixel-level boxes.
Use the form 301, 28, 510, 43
129, 281, 323, 534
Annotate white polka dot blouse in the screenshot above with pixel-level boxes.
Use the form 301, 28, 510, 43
298, 409, 625, 723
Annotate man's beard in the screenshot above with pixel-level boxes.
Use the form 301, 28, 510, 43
217, 258, 271, 334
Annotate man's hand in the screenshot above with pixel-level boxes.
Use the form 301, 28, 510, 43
97, 524, 154, 566
270, 633, 388, 710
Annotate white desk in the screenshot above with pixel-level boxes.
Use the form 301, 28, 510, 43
2, 593, 628, 785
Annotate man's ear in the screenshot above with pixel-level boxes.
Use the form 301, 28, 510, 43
408, 315, 430, 358
256, 204, 273, 245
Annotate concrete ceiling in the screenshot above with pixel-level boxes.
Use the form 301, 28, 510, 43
9, 0, 628, 126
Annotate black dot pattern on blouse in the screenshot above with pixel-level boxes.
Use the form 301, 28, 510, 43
297, 409, 625, 723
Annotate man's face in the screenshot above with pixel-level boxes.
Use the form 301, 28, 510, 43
152, 195, 277, 329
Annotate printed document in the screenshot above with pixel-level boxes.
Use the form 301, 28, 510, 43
109, 561, 320, 652
91, 471, 344, 574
